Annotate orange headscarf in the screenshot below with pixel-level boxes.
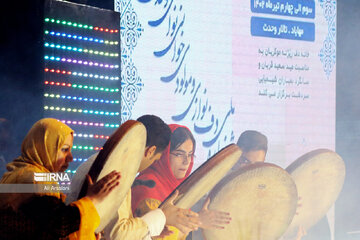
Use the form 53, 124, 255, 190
0, 118, 73, 208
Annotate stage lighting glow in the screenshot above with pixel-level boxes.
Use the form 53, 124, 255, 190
44, 68, 71, 75
44, 68, 119, 80
44, 105, 120, 116
44, 30, 120, 44
104, 40, 119, 45
44, 42, 83, 52
73, 133, 110, 139
72, 145, 104, 151
44, 55, 119, 68
45, 17, 119, 33
71, 83, 119, 92
43, 42, 119, 57
44, 93, 119, 104
59, 120, 120, 128
43, 3, 120, 172
44, 81, 119, 92
45, 18, 94, 30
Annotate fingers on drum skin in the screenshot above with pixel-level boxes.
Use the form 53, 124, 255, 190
212, 224, 225, 230
176, 211, 199, 230
177, 224, 194, 234
215, 212, 231, 221
214, 219, 230, 225
105, 178, 118, 188
102, 170, 120, 182
181, 212, 200, 225
217, 211, 231, 217
208, 210, 230, 218
99, 171, 121, 186
101, 171, 115, 182
184, 209, 199, 218
107, 181, 120, 192
181, 218, 199, 230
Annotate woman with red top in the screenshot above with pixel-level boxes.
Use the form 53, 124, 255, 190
131, 124, 231, 240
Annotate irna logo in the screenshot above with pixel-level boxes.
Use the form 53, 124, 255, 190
34, 172, 71, 182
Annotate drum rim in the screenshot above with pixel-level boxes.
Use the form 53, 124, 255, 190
283, 148, 345, 236
159, 143, 241, 207
208, 162, 289, 200
204, 162, 298, 240
77, 120, 140, 200
285, 148, 340, 174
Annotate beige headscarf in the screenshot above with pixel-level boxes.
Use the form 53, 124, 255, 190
0, 118, 73, 208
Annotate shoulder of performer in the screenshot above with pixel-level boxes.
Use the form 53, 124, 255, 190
134, 198, 162, 217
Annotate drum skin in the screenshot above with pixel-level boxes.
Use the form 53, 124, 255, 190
67, 120, 146, 232
160, 144, 242, 209
203, 163, 298, 240
282, 149, 345, 239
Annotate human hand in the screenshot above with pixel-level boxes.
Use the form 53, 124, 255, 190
95, 232, 101, 240
160, 190, 201, 234
198, 198, 231, 229
86, 170, 121, 205
154, 226, 173, 238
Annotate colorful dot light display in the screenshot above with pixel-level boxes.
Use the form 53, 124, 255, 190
44, 55, 119, 68
43, 1, 121, 172
44, 30, 119, 45
44, 93, 120, 104
59, 119, 120, 128
44, 68, 119, 80
44, 42, 119, 57
44, 81, 120, 92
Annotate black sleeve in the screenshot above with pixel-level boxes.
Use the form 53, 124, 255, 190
0, 207, 36, 240
18, 195, 81, 238
0, 207, 54, 240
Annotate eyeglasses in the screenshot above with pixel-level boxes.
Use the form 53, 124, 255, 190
170, 152, 196, 160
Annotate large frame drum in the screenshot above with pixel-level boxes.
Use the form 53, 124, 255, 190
203, 163, 298, 240
282, 149, 345, 239
66, 120, 146, 232
160, 144, 242, 209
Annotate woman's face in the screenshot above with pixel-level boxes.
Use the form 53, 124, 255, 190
54, 134, 73, 172
169, 138, 194, 179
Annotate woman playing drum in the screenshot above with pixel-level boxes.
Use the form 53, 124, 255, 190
132, 124, 231, 239
0, 118, 121, 240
